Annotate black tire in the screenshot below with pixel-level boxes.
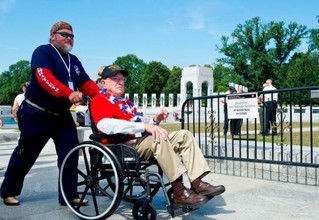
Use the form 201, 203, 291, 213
60, 141, 124, 220
132, 200, 157, 220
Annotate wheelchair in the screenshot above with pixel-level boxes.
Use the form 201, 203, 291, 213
59, 97, 201, 219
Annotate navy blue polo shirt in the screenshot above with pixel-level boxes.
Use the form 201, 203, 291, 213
25, 44, 91, 113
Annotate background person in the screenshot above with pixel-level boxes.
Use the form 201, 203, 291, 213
221, 86, 236, 135
232, 86, 244, 135
0, 21, 100, 206
262, 79, 278, 135
258, 83, 268, 134
91, 65, 226, 208
12, 82, 29, 122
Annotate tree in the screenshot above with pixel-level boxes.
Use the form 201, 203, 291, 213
283, 52, 319, 105
0, 60, 31, 105
162, 66, 181, 95
139, 61, 171, 98
308, 27, 319, 53
216, 17, 308, 91
307, 15, 319, 53
213, 63, 241, 93
286, 53, 319, 87
270, 21, 308, 85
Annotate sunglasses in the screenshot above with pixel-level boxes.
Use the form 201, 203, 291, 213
54, 32, 74, 39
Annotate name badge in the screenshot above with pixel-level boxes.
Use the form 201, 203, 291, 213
68, 80, 74, 90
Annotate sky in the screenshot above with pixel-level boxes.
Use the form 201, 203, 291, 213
0, 0, 318, 80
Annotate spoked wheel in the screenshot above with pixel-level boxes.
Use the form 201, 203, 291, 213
123, 161, 163, 203
132, 200, 157, 220
60, 141, 124, 220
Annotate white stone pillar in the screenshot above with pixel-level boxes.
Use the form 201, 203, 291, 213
160, 93, 165, 107
152, 94, 156, 108
143, 94, 147, 108
177, 94, 181, 108
169, 94, 173, 108
134, 93, 139, 107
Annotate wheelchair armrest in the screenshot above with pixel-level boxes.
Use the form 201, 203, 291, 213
89, 133, 132, 143
89, 133, 108, 141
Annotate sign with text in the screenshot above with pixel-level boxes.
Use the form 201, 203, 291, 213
227, 92, 258, 119
311, 90, 319, 98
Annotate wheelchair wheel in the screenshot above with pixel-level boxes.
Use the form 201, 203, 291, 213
132, 200, 157, 220
123, 161, 163, 203
60, 141, 124, 220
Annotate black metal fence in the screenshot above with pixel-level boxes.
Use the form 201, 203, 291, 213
181, 86, 319, 168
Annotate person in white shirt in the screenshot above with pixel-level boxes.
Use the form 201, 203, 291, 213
262, 79, 278, 135
232, 86, 244, 135
12, 82, 29, 122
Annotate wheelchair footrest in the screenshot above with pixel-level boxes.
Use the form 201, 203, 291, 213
167, 203, 200, 218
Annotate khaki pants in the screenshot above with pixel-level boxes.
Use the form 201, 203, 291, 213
135, 129, 210, 183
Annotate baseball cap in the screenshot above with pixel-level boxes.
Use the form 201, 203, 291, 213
50, 21, 73, 34
100, 65, 129, 79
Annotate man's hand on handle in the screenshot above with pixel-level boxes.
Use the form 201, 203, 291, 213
69, 91, 83, 105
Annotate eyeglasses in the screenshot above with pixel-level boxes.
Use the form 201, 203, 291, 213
109, 76, 127, 83
54, 32, 74, 39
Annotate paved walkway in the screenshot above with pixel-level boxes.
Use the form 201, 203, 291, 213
0, 135, 319, 219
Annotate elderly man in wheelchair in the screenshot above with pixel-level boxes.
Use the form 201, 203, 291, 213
92, 65, 225, 200
60, 64, 225, 219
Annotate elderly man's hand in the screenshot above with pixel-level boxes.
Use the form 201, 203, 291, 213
153, 108, 168, 123
144, 123, 168, 143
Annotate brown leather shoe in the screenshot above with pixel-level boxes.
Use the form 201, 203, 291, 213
174, 188, 208, 207
192, 181, 225, 197
3, 197, 20, 206
72, 198, 88, 206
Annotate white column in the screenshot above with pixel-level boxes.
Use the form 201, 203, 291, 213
143, 94, 147, 108
134, 93, 139, 107
160, 93, 165, 107
169, 94, 173, 108
177, 94, 181, 108
152, 94, 156, 108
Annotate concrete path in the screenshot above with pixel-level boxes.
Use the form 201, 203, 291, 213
1, 140, 319, 220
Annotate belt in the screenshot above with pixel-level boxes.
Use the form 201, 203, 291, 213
25, 99, 60, 116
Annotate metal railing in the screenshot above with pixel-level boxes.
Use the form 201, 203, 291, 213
181, 86, 319, 168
